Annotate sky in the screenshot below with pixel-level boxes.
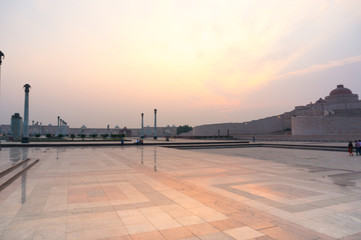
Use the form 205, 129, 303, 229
0, 0, 361, 128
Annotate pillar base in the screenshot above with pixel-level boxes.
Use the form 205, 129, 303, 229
21, 137, 29, 143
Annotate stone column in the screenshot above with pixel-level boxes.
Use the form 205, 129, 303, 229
57, 116, 60, 135
141, 113, 144, 138
22, 84, 31, 143
153, 109, 157, 140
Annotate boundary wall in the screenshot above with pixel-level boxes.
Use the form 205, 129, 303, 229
192, 115, 286, 136
292, 116, 361, 135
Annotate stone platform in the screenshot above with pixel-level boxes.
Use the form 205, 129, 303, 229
0, 145, 361, 240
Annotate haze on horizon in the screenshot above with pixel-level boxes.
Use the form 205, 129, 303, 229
1, 0, 361, 128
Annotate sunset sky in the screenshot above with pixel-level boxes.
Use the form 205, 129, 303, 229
1, 0, 361, 128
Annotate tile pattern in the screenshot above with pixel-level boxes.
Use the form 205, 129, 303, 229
0, 146, 360, 239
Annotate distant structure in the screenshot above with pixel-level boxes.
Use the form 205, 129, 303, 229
190, 84, 361, 136
10, 113, 22, 138
0, 51, 4, 65
57, 116, 68, 135
154, 109, 157, 140
0, 51, 4, 94
292, 84, 361, 135
141, 113, 144, 138
1, 124, 176, 138
22, 84, 31, 143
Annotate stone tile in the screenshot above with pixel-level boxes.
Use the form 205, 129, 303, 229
117, 209, 148, 225
199, 231, 236, 240
66, 212, 122, 233
146, 215, 182, 230
300, 213, 361, 239
131, 230, 166, 240
7, 216, 66, 230
1, 146, 361, 240
176, 215, 205, 226
112, 201, 156, 210
205, 200, 239, 215
160, 204, 193, 218
0, 228, 36, 240
253, 236, 277, 240
188, 206, 228, 222
209, 218, 245, 231
224, 226, 264, 240
185, 223, 219, 236
175, 237, 199, 240
160, 226, 194, 240
260, 226, 313, 240
103, 185, 127, 201
33, 224, 66, 240
124, 222, 156, 235
66, 226, 129, 240
228, 212, 276, 231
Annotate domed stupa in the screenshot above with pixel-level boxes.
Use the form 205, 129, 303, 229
325, 84, 358, 103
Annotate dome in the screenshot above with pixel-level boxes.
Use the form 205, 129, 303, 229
329, 84, 352, 96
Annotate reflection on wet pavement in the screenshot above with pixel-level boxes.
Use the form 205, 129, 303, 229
0, 146, 361, 239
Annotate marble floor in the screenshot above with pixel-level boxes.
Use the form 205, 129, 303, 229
0, 146, 361, 240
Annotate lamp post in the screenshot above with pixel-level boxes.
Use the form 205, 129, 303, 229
22, 84, 31, 143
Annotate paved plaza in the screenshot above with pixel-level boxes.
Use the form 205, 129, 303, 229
0, 145, 361, 240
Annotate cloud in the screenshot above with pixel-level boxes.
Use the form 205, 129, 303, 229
274, 55, 361, 80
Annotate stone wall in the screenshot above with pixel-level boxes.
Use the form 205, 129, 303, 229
192, 115, 288, 136
292, 116, 361, 135
233, 134, 361, 142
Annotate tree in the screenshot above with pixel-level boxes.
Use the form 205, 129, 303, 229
90, 134, 98, 140
58, 134, 64, 139
70, 134, 75, 141
78, 134, 86, 140
177, 125, 193, 135
101, 134, 109, 140
35, 133, 41, 138
45, 133, 52, 138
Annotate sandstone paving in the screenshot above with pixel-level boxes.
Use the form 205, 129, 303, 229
0, 145, 361, 239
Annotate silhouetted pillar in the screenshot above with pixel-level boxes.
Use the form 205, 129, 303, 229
153, 109, 157, 140
141, 113, 144, 138
22, 84, 31, 143
57, 116, 60, 135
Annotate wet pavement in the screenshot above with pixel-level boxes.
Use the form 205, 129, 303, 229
0, 145, 361, 240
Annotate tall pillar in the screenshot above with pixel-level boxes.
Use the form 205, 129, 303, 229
57, 116, 60, 135
141, 113, 144, 138
22, 84, 31, 143
153, 109, 157, 140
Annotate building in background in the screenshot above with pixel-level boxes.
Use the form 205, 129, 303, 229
10, 113, 22, 139
1, 84, 360, 139
0, 123, 176, 138
190, 84, 361, 137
